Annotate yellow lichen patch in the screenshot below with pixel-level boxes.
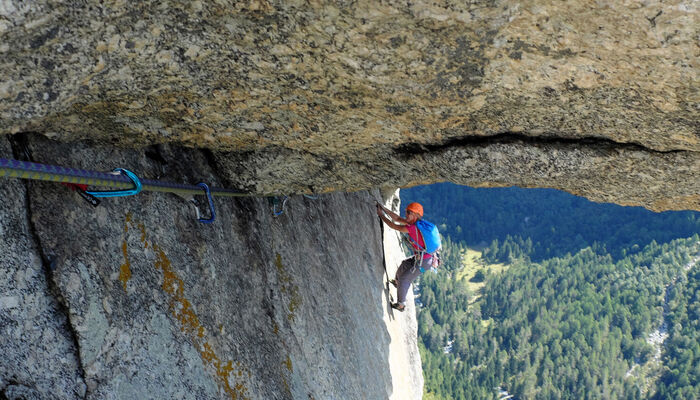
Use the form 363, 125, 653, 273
151, 245, 250, 399
281, 357, 293, 397
137, 222, 148, 248
282, 378, 292, 397
122, 216, 250, 399
274, 253, 302, 322
285, 355, 293, 373
119, 240, 131, 291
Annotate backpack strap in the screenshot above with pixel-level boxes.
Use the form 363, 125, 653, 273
407, 225, 436, 273
406, 226, 426, 254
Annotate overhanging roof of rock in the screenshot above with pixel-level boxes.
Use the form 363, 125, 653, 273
1, 1, 698, 210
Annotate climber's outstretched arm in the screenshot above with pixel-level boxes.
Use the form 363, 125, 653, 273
376, 204, 409, 233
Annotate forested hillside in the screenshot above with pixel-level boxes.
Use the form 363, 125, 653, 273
401, 185, 700, 400
402, 184, 700, 261
652, 260, 700, 399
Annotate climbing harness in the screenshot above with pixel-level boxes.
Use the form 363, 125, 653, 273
405, 232, 440, 274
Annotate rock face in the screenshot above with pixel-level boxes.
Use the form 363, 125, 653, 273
1, 134, 422, 399
0, 0, 698, 210
0, 2, 697, 397
381, 189, 425, 399
0, 138, 85, 399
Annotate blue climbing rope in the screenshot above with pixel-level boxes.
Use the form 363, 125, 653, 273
1, 157, 321, 220
0, 158, 247, 197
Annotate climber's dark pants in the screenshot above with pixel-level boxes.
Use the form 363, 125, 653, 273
395, 255, 432, 304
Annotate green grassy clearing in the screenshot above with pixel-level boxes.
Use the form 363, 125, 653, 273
455, 248, 508, 302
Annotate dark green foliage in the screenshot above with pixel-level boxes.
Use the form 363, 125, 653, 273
651, 265, 700, 400
418, 236, 700, 400
482, 235, 534, 263
438, 236, 468, 273
402, 184, 700, 261
407, 184, 700, 399
470, 269, 486, 283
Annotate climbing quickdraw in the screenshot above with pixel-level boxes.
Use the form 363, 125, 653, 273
85, 168, 142, 198
0, 157, 323, 224
61, 182, 101, 207
0, 158, 247, 197
271, 195, 289, 216
191, 182, 216, 224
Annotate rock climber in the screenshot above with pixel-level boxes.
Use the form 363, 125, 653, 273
376, 201, 436, 312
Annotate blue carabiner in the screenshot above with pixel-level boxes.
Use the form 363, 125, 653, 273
196, 182, 216, 224
86, 168, 142, 198
272, 195, 288, 216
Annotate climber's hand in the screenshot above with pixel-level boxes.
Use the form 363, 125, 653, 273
376, 204, 385, 216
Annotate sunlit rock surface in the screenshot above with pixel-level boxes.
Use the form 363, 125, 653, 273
0, 0, 698, 210
1, 1, 698, 397
0, 135, 422, 399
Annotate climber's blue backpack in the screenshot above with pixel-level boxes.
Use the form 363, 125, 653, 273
415, 219, 441, 254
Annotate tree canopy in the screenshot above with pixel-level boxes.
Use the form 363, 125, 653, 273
402, 185, 700, 399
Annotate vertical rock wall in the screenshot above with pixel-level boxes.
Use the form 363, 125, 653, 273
0, 135, 422, 399
380, 189, 424, 400
0, 138, 85, 399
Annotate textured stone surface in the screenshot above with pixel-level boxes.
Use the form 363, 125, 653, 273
0, 134, 421, 399
0, 0, 697, 210
218, 135, 700, 211
381, 189, 424, 400
0, 137, 85, 400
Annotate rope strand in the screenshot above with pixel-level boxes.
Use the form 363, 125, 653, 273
0, 157, 248, 197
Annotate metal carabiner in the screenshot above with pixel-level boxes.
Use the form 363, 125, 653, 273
272, 195, 288, 216
193, 182, 216, 224
86, 168, 142, 198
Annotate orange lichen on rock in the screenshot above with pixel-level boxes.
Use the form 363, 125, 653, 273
137, 222, 148, 248
122, 216, 250, 399
285, 355, 293, 373
119, 240, 131, 291
151, 243, 250, 399
153, 245, 201, 334
275, 253, 302, 322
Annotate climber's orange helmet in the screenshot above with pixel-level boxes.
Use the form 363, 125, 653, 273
406, 202, 423, 218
